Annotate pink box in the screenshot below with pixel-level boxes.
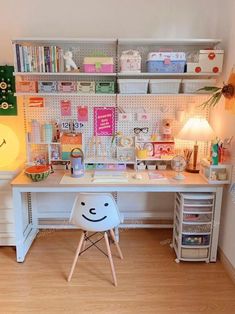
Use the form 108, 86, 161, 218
83, 57, 114, 73
58, 81, 77, 93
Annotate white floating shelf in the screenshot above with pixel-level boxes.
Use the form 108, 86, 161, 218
117, 72, 220, 77
12, 38, 117, 44
118, 38, 221, 45
14, 72, 116, 77
15, 93, 116, 97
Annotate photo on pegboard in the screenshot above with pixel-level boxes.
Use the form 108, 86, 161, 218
28, 97, 45, 108
0, 65, 17, 116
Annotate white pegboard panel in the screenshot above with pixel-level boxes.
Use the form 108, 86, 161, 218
24, 94, 117, 159
117, 94, 210, 159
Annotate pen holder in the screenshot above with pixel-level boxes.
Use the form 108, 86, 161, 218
136, 149, 148, 159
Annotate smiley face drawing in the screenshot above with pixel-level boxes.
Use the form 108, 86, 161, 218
0, 123, 19, 167
70, 193, 121, 232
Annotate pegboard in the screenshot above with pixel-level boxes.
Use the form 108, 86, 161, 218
22, 92, 210, 163
117, 94, 210, 159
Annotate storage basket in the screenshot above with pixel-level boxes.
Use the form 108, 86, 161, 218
181, 79, 216, 94
83, 57, 114, 73
149, 79, 181, 94
147, 52, 186, 73
118, 79, 149, 94
120, 50, 141, 73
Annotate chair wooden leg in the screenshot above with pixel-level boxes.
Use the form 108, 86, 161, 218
81, 231, 88, 254
67, 231, 85, 282
104, 232, 117, 287
109, 229, 123, 260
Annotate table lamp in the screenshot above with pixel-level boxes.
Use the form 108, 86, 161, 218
177, 117, 215, 173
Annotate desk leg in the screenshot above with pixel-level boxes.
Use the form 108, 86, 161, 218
210, 187, 223, 262
13, 189, 38, 262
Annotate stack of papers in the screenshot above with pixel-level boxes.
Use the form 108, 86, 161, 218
148, 171, 167, 180
92, 171, 128, 183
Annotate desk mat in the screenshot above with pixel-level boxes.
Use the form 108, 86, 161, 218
60, 173, 129, 184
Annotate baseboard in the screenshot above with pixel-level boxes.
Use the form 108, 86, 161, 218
218, 247, 235, 284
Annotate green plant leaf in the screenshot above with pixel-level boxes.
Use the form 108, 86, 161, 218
200, 91, 222, 109
197, 86, 221, 92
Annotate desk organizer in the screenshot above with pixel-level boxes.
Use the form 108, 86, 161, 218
95, 81, 115, 93
38, 81, 57, 93
199, 159, 232, 184
147, 52, 186, 73
77, 81, 95, 94
16, 81, 38, 93
173, 192, 215, 263
58, 81, 77, 93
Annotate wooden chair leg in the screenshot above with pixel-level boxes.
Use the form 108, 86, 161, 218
67, 231, 85, 282
81, 231, 88, 254
109, 229, 123, 260
104, 232, 117, 287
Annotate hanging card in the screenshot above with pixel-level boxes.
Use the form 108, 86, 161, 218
60, 100, 71, 116
94, 107, 115, 136
77, 106, 88, 121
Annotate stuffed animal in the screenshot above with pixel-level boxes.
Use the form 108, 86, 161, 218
63, 51, 78, 71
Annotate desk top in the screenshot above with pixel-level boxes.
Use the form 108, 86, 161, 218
11, 169, 223, 190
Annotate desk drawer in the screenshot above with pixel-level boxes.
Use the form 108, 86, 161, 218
0, 192, 13, 208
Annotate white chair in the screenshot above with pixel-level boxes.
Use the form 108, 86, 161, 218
67, 193, 123, 286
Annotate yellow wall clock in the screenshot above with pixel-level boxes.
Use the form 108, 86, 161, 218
0, 123, 19, 167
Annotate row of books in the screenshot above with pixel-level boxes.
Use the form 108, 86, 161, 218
14, 44, 65, 73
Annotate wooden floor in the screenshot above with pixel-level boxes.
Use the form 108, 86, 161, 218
0, 229, 235, 314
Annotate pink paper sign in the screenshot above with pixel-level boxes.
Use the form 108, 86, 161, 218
60, 100, 71, 116
77, 106, 88, 122
94, 107, 115, 136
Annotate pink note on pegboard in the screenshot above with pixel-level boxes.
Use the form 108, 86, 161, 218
60, 100, 71, 116
94, 107, 116, 136
77, 106, 88, 122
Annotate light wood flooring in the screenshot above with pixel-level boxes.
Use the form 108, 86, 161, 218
0, 229, 235, 314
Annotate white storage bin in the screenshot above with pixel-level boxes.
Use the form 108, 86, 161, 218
149, 79, 181, 94
118, 79, 149, 94
181, 79, 216, 94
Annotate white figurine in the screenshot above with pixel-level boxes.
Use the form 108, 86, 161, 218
63, 51, 78, 71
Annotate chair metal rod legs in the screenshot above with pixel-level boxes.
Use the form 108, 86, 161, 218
67, 231, 85, 282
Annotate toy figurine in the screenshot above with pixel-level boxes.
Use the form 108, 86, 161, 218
63, 51, 78, 71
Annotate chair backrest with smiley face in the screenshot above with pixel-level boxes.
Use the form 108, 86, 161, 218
70, 193, 122, 232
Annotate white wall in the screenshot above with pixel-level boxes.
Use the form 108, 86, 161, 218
210, 1, 235, 268
1, 0, 221, 64
1, 0, 235, 265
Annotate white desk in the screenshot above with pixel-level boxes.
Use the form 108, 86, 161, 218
11, 170, 223, 262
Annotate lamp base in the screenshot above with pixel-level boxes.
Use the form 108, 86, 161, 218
186, 167, 200, 173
